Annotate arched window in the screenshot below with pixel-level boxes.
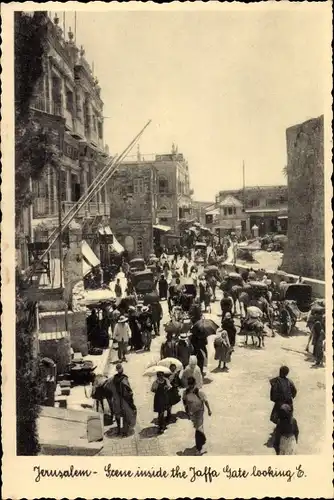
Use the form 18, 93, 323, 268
159, 176, 168, 193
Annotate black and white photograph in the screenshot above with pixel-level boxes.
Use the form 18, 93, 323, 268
2, 2, 332, 498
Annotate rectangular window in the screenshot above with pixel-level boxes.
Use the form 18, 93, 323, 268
224, 208, 227, 216
100, 186, 106, 203
228, 207, 233, 215
60, 170, 67, 201
233, 207, 236, 215
71, 174, 80, 202
66, 88, 74, 112
249, 199, 260, 208
133, 178, 144, 194
98, 122, 103, 140
159, 178, 168, 193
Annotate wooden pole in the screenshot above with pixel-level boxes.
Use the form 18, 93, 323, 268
242, 160, 245, 211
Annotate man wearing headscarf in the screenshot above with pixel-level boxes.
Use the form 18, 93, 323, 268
105, 363, 137, 436
269, 366, 297, 424
181, 355, 203, 389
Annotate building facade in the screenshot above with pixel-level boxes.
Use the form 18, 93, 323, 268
17, 14, 111, 282
215, 185, 288, 236
108, 163, 158, 259
108, 148, 193, 255
154, 150, 192, 233
282, 115, 324, 279
191, 201, 214, 226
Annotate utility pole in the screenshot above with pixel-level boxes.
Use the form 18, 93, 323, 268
242, 160, 246, 212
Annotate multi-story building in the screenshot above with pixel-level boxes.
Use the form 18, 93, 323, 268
17, 15, 112, 282
108, 148, 193, 256
154, 149, 192, 232
215, 185, 288, 236
191, 201, 215, 226
108, 163, 158, 259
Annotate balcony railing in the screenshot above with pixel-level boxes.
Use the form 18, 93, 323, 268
31, 96, 49, 113
62, 201, 110, 218
52, 101, 64, 117
33, 198, 56, 218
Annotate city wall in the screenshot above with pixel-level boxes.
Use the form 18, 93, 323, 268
282, 116, 325, 280
223, 261, 325, 298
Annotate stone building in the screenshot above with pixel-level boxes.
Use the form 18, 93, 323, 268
17, 14, 112, 284
191, 200, 214, 226
154, 148, 193, 234
108, 163, 158, 259
282, 115, 324, 279
215, 185, 288, 236
108, 148, 193, 254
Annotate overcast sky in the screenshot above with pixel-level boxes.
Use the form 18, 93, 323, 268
56, 7, 328, 200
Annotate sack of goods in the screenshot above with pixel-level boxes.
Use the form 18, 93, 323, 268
247, 306, 263, 319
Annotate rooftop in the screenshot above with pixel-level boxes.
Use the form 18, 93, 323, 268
219, 195, 243, 208
218, 184, 287, 194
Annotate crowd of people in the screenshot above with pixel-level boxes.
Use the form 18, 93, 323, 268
87, 240, 325, 455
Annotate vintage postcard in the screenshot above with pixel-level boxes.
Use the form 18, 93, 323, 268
1, 1, 333, 498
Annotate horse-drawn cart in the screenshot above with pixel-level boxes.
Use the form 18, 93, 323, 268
278, 283, 313, 335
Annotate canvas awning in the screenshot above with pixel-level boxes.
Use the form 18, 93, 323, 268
98, 225, 113, 235
245, 208, 280, 214
111, 235, 124, 254
81, 240, 100, 277
206, 208, 219, 216
153, 224, 171, 232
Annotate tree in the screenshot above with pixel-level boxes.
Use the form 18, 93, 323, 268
15, 11, 61, 225
14, 11, 57, 456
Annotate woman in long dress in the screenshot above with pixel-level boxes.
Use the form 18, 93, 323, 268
273, 404, 299, 455
181, 355, 203, 388
151, 372, 172, 433
214, 329, 232, 371
183, 376, 212, 455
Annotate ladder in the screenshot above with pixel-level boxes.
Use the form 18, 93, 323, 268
25, 120, 152, 282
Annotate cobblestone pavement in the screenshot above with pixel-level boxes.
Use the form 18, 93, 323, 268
99, 264, 326, 456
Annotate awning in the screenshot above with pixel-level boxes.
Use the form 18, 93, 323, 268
81, 240, 100, 274
245, 209, 280, 214
206, 208, 219, 216
111, 235, 124, 254
98, 225, 113, 235
278, 215, 288, 219
153, 224, 171, 232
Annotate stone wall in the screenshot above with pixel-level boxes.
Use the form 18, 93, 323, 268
67, 311, 88, 356
39, 334, 72, 374
282, 115, 324, 279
